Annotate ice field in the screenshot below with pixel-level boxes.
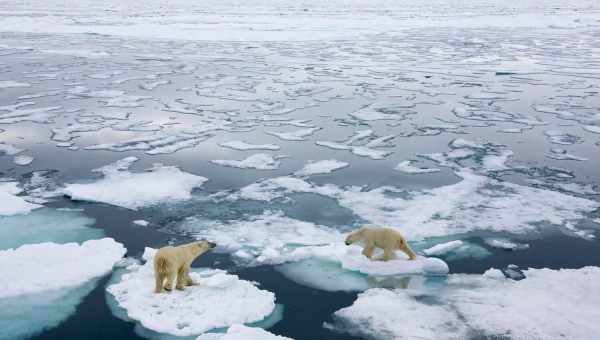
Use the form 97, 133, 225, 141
1, 0, 600, 339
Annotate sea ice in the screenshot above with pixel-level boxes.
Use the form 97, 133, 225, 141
333, 267, 600, 340
13, 154, 34, 166
211, 154, 283, 170
265, 127, 321, 141
0, 238, 125, 298
132, 219, 150, 227
0, 80, 30, 88
106, 248, 277, 337
394, 160, 440, 174
422, 240, 463, 256
0, 182, 41, 216
295, 159, 349, 176
63, 157, 208, 209
196, 325, 292, 340
219, 140, 280, 151
483, 237, 529, 250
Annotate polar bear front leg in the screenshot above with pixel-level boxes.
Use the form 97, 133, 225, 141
164, 271, 176, 291
362, 243, 375, 259
176, 266, 187, 290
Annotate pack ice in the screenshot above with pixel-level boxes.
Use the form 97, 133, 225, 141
106, 248, 277, 337
197, 325, 292, 340
332, 267, 600, 340
0, 182, 41, 216
63, 157, 208, 209
0, 239, 126, 339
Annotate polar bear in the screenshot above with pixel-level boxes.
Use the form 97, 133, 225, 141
345, 226, 416, 261
154, 240, 216, 293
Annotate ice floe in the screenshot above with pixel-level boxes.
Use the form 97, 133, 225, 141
63, 157, 208, 209
219, 140, 280, 151
132, 219, 150, 227
197, 325, 292, 340
332, 266, 600, 340
0, 142, 24, 155
0, 208, 99, 250
394, 160, 440, 174
233, 169, 599, 240
106, 248, 277, 337
422, 240, 464, 256
295, 159, 349, 176
0, 80, 30, 88
0, 182, 41, 216
13, 154, 34, 166
483, 237, 529, 250
265, 127, 321, 141
0, 238, 125, 298
211, 154, 283, 170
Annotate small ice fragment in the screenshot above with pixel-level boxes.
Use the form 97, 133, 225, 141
422, 240, 463, 256
132, 219, 150, 227
211, 154, 282, 170
295, 159, 349, 176
395, 160, 440, 174
219, 140, 280, 151
13, 154, 34, 166
484, 238, 529, 250
196, 324, 292, 340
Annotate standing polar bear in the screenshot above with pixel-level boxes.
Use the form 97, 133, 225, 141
154, 240, 216, 293
345, 226, 416, 261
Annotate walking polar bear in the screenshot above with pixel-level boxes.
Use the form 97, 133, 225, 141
154, 240, 216, 293
345, 226, 416, 261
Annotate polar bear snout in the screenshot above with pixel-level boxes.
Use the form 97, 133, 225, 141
345, 240, 351, 246
208, 241, 217, 249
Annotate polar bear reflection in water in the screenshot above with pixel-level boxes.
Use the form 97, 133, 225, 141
345, 226, 417, 261
153, 240, 216, 293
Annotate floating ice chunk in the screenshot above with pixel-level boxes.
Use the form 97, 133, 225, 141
349, 103, 412, 121
333, 267, 600, 340
0, 80, 30, 88
197, 325, 292, 340
332, 287, 470, 339
265, 127, 321, 141
219, 141, 280, 151
395, 160, 440, 174
0, 208, 99, 250
544, 130, 582, 145
132, 219, 150, 227
295, 159, 349, 176
40, 49, 109, 58
106, 248, 276, 337
422, 240, 463, 256
484, 237, 529, 250
236, 176, 339, 202
180, 211, 343, 264
583, 125, 600, 134
0, 102, 60, 124
63, 157, 207, 209
13, 154, 33, 166
481, 149, 513, 171
0, 182, 41, 216
547, 148, 587, 161
211, 154, 283, 170
277, 259, 372, 292
0, 142, 24, 155
0, 238, 125, 298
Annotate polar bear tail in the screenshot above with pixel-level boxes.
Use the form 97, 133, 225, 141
154, 256, 170, 274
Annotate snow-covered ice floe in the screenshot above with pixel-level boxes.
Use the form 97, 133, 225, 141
483, 237, 529, 250
106, 248, 277, 337
233, 169, 599, 240
295, 159, 349, 176
395, 160, 440, 174
0, 181, 42, 216
196, 324, 292, 340
180, 211, 448, 291
0, 238, 126, 339
0, 208, 100, 250
63, 157, 207, 209
331, 266, 600, 340
211, 153, 283, 170
219, 140, 280, 151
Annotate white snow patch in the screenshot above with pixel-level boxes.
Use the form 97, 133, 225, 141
0, 238, 125, 298
196, 325, 292, 340
63, 157, 208, 209
132, 219, 150, 227
106, 248, 276, 337
295, 159, 349, 176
